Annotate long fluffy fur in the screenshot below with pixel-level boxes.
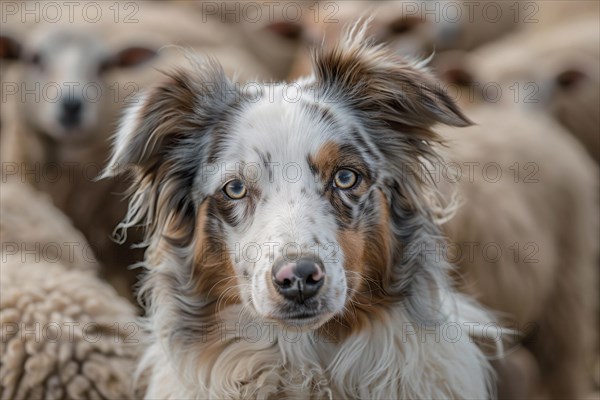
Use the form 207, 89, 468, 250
139, 299, 494, 399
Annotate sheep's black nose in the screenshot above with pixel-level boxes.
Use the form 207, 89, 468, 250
271, 256, 325, 302
60, 98, 83, 128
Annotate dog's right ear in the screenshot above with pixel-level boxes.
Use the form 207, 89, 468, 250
0, 35, 22, 60
102, 81, 189, 177
103, 59, 238, 179
103, 59, 241, 244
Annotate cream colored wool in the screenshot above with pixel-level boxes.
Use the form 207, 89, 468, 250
0, 183, 140, 399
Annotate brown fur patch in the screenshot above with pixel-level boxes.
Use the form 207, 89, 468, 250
311, 31, 471, 137
310, 141, 372, 189
191, 200, 240, 306
310, 141, 341, 182
320, 190, 394, 341
337, 228, 366, 292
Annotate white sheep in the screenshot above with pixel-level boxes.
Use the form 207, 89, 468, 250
433, 16, 600, 164
1, 182, 140, 399
437, 105, 599, 398
0, 24, 158, 301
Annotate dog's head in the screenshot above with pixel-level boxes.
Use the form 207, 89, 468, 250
105, 24, 469, 335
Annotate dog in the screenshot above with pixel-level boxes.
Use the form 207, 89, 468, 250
103, 24, 498, 398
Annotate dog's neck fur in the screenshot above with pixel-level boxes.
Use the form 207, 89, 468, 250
133, 228, 494, 399
139, 283, 492, 399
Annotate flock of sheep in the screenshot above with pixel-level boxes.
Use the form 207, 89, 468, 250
0, 1, 599, 398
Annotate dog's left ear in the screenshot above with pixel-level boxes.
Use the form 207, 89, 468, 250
312, 24, 471, 134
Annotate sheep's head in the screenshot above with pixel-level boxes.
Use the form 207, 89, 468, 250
0, 28, 156, 144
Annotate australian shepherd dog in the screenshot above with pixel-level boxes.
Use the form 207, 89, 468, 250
104, 24, 499, 399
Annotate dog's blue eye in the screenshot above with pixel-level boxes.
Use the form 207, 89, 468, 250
333, 169, 358, 190
223, 179, 247, 199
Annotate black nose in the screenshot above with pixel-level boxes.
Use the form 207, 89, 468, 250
62, 98, 82, 115
271, 256, 325, 302
60, 98, 82, 128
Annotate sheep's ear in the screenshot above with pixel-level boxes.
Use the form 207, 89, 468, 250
555, 68, 587, 91
101, 46, 157, 72
312, 23, 471, 132
262, 21, 305, 41
114, 46, 157, 67
0, 35, 22, 60
432, 50, 477, 87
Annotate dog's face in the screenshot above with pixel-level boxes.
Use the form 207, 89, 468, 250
194, 87, 392, 328
106, 27, 470, 333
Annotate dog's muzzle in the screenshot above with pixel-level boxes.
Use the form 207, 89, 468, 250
271, 255, 325, 303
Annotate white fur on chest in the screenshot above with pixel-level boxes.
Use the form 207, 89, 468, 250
141, 297, 492, 400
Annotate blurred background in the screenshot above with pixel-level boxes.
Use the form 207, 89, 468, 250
0, 1, 598, 399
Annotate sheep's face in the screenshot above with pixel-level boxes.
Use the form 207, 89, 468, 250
1, 28, 156, 144
19, 30, 112, 143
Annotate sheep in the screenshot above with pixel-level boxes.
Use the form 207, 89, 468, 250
532, 0, 600, 32
0, 24, 159, 301
0, 182, 140, 399
287, 0, 524, 79
436, 105, 599, 398
173, 0, 310, 80
104, 2, 275, 82
433, 16, 600, 163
